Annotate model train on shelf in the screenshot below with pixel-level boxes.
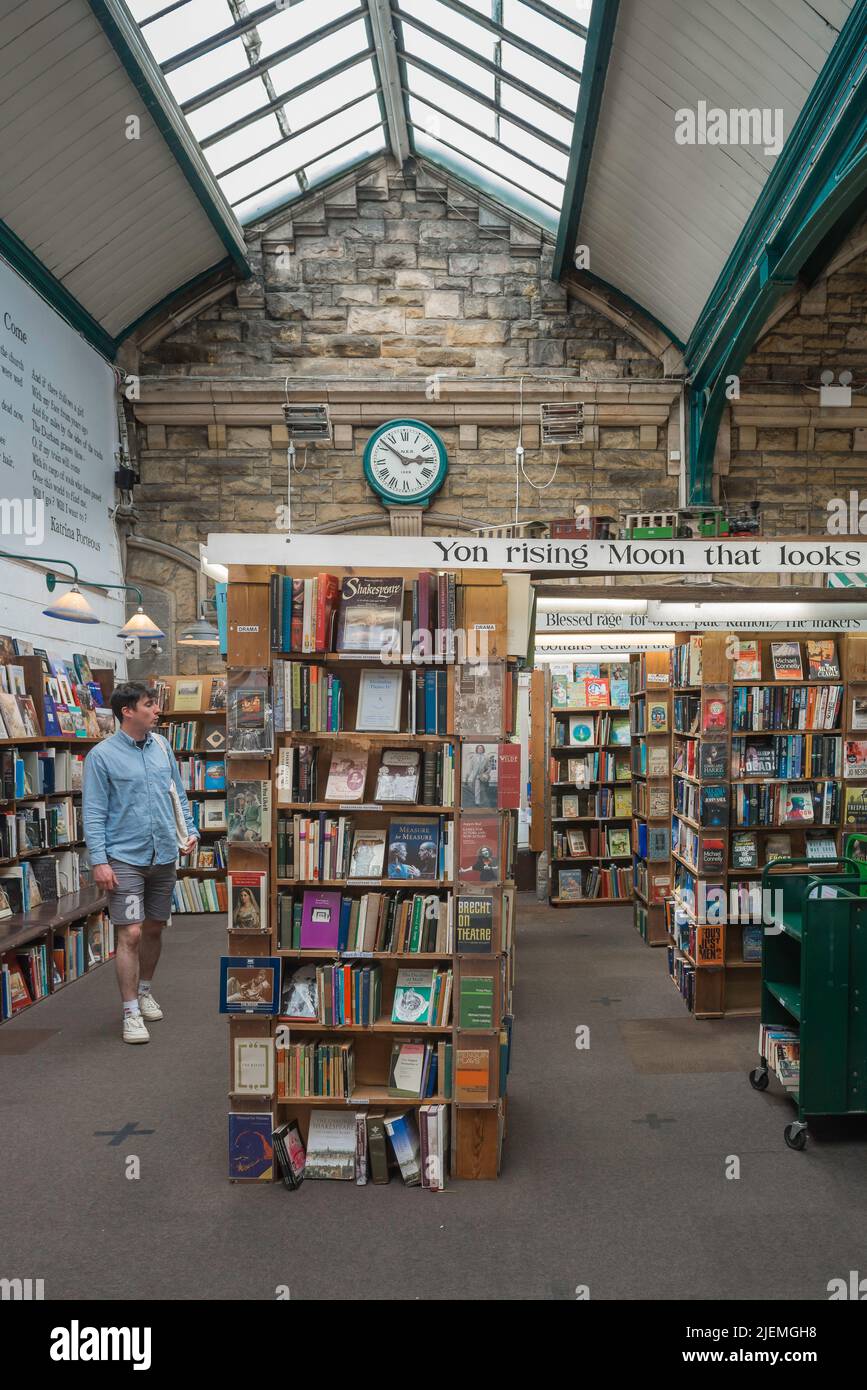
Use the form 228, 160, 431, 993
528, 502, 762, 543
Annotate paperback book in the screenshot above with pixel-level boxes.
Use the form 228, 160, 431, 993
458, 815, 500, 882
335, 576, 404, 654
375, 749, 420, 802
386, 816, 440, 880
229, 871, 268, 933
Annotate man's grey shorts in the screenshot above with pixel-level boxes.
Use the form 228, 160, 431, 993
107, 859, 176, 926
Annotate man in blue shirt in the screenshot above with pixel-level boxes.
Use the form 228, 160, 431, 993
83, 682, 198, 1044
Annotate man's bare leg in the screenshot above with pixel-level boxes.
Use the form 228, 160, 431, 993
138, 919, 165, 986
115, 921, 143, 1004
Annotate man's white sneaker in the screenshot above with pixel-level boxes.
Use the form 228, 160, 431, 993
138, 992, 163, 1022
123, 1013, 150, 1044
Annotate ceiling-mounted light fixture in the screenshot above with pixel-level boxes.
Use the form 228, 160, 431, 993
118, 607, 166, 641
43, 568, 165, 638
178, 602, 220, 647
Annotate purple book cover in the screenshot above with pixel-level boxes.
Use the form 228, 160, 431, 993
300, 890, 341, 949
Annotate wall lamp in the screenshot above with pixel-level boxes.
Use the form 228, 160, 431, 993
0, 553, 166, 639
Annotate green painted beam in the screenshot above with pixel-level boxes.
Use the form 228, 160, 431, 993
0, 219, 117, 360
552, 0, 619, 282
686, 0, 867, 504
86, 0, 250, 278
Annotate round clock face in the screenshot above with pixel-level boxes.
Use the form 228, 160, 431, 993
363, 419, 448, 506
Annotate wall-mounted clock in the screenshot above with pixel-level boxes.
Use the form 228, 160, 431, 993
363, 419, 448, 507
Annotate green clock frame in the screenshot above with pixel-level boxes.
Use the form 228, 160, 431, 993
363, 418, 449, 506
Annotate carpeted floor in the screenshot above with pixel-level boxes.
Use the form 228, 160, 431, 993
2, 896, 865, 1301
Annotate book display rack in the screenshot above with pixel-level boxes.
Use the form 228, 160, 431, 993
223, 566, 519, 1186
155, 674, 228, 915
545, 660, 634, 906
0, 650, 115, 1022
629, 652, 672, 945
666, 631, 860, 1020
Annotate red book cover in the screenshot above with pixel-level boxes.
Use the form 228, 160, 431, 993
418, 571, 431, 638
458, 815, 501, 882
497, 743, 521, 809
291, 579, 304, 652
315, 573, 339, 651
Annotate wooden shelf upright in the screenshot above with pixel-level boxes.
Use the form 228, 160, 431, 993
629, 651, 672, 945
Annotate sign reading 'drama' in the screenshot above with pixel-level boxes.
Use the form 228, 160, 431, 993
208, 533, 867, 574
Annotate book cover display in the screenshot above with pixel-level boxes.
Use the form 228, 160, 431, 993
375, 749, 421, 802
459, 816, 500, 882
335, 577, 404, 654
228, 871, 268, 933
386, 817, 440, 879
219, 957, 281, 1015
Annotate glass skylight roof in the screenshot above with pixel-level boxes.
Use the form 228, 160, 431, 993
128, 0, 588, 229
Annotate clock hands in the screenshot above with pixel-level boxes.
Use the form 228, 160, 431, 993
382, 439, 416, 466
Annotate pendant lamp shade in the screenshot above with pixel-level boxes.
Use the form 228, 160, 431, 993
177, 615, 220, 647
118, 607, 166, 641
43, 584, 99, 624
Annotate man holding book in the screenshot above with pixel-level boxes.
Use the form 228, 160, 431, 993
83, 682, 198, 1044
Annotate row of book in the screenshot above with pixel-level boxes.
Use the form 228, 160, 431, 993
270, 572, 462, 661
668, 950, 696, 1011
170, 876, 227, 914
553, 826, 632, 859
152, 677, 226, 714
632, 781, 670, 819
158, 719, 225, 753
553, 786, 632, 819
629, 695, 669, 735
634, 821, 670, 861
554, 712, 631, 747
631, 741, 670, 777
733, 639, 841, 682
551, 669, 630, 711
275, 743, 458, 808
280, 962, 455, 1027
557, 749, 631, 785
275, 812, 454, 882
733, 781, 840, 827
732, 684, 842, 732
673, 736, 728, 781
259, 1106, 450, 1189
1, 910, 113, 1019
557, 863, 634, 900
273, 660, 343, 732
189, 799, 228, 832
633, 859, 669, 903
275, 1041, 355, 1098
0, 796, 81, 860
731, 733, 843, 779
176, 758, 226, 792
4, 747, 85, 797
671, 637, 703, 688
760, 1023, 799, 1091
179, 838, 228, 871
631, 650, 674, 692
276, 888, 455, 954
672, 693, 701, 734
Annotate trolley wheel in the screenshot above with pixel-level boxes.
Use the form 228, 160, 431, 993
784, 1123, 807, 1151
749, 1067, 769, 1091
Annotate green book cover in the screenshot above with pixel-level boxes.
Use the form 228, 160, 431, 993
460, 975, 494, 1029
291, 901, 302, 950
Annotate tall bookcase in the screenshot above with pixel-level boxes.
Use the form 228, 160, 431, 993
0, 659, 115, 1022
155, 674, 227, 915
546, 662, 633, 907
224, 565, 518, 1184
668, 631, 854, 1019
629, 652, 672, 946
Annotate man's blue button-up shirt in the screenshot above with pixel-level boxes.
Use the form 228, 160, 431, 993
83, 728, 198, 867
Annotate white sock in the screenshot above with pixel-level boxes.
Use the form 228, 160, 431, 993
138, 980, 152, 996
123, 998, 141, 1017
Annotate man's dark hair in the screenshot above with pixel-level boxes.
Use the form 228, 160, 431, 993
109, 681, 158, 724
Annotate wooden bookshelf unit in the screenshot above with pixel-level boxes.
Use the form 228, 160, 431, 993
629, 651, 672, 945
224, 565, 519, 1185
155, 674, 227, 915
544, 661, 633, 907
0, 661, 115, 1022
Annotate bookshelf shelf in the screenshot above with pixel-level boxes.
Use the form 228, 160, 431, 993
225, 562, 520, 1186
629, 652, 673, 946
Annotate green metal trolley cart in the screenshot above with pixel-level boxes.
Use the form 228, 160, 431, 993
749, 856, 867, 1150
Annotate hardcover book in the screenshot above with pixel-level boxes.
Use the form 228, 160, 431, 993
299, 890, 342, 948
852, 698, 867, 732
567, 828, 588, 855
454, 1048, 490, 1103
699, 741, 728, 781
806, 640, 840, 679
383, 1111, 422, 1186
765, 833, 792, 862
783, 783, 814, 823
228, 1113, 274, 1181
232, 1038, 275, 1095
844, 785, 867, 825
701, 691, 728, 732
648, 744, 670, 777
388, 1042, 428, 1098
771, 641, 802, 679
732, 639, 761, 680
348, 828, 387, 879
386, 816, 440, 880
609, 716, 631, 746
227, 780, 271, 843
204, 760, 226, 791
700, 785, 729, 826
454, 661, 504, 738
844, 740, 867, 778
335, 576, 404, 654
392, 968, 435, 1024
208, 676, 227, 711
458, 815, 499, 882
202, 720, 227, 753
324, 752, 368, 801
227, 684, 272, 756
731, 832, 758, 868
585, 677, 610, 707
569, 714, 595, 746
647, 699, 669, 732
607, 827, 631, 857
557, 868, 584, 900
456, 894, 494, 952
220, 957, 281, 1015
173, 679, 203, 711
229, 871, 268, 933
280, 964, 318, 1020
375, 749, 421, 802
356, 669, 403, 732
304, 1110, 357, 1180
699, 837, 725, 873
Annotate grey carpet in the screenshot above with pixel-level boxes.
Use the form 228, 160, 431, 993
1, 898, 865, 1300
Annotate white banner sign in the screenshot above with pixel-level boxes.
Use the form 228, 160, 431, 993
537, 606, 867, 633
208, 532, 867, 574
0, 256, 119, 572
